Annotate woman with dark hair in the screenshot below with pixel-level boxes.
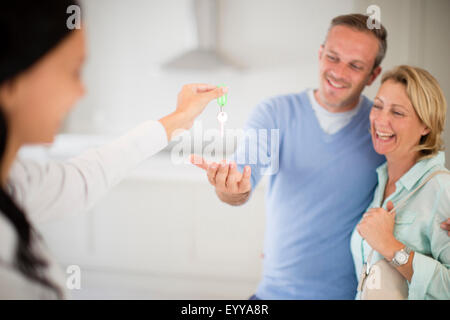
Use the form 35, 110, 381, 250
0, 1, 227, 298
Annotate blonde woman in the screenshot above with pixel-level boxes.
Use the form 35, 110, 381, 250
351, 65, 450, 299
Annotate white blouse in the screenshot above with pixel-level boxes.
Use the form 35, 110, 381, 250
0, 120, 168, 299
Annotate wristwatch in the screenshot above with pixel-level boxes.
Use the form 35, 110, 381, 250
388, 246, 412, 267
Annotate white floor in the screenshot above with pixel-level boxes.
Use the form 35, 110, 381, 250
69, 267, 259, 300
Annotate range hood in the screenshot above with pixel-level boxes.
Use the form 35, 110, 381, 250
163, 0, 240, 71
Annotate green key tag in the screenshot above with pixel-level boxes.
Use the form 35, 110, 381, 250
217, 84, 227, 107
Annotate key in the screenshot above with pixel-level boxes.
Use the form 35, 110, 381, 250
216, 84, 228, 138
217, 109, 228, 138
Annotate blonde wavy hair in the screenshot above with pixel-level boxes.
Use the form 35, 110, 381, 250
381, 65, 447, 161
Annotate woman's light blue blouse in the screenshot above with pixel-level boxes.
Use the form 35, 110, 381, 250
350, 152, 450, 300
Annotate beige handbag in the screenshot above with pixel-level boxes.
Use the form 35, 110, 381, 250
357, 170, 450, 300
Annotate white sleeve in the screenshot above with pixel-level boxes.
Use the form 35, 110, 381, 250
6, 120, 168, 223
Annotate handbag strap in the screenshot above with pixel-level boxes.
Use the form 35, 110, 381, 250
366, 169, 450, 266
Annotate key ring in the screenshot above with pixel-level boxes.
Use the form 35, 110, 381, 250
217, 111, 228, 123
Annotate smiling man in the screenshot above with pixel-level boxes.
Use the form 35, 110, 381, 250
191, 14, 450, 299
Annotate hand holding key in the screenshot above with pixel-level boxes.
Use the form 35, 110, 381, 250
159, 84, 228, 140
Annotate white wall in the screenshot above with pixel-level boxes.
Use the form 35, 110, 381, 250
65, 0, 450, 158
64, 0, 355, 136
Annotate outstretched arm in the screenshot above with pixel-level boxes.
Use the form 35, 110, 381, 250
7, 84, 227, 223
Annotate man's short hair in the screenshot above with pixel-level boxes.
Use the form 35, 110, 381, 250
326, 13, 387, 70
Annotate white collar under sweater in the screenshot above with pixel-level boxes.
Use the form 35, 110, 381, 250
307, 89, 363, 135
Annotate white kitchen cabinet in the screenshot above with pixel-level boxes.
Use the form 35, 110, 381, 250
33, 143, 266, 298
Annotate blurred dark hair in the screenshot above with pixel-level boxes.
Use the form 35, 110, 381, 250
0, 0, 80, 298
